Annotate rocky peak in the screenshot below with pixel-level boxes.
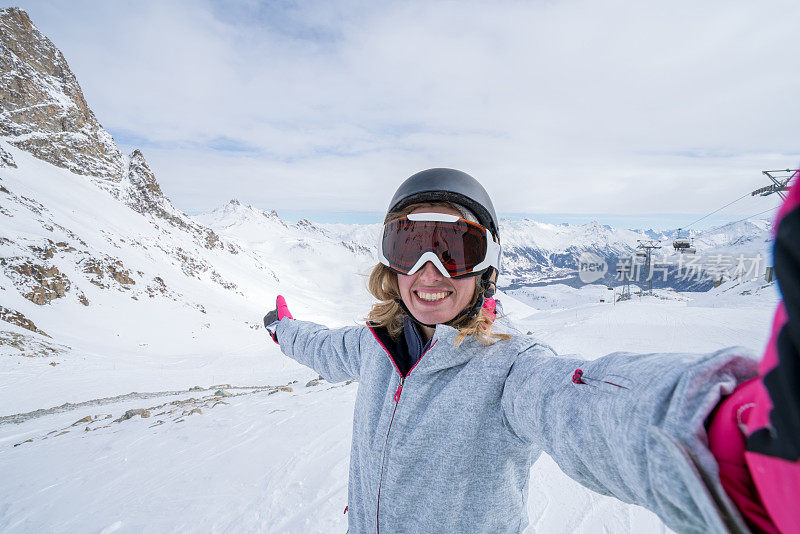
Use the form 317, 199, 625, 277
295, 218, 328, 236
222, 199, 277, 220
124, 149, 171, 216
123, 150, 224, 250
127, 149, 162, 197
0, 8, 124, 179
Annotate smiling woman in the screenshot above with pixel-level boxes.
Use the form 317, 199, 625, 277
264, 168, 799, 533
368, 202, 506, 344
366, 169, 506, 346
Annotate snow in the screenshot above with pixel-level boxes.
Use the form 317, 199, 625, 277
0, 140, 782, 532
500, 218, 643, 252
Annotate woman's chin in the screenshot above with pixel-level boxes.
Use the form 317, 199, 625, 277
410, 306, 458, 326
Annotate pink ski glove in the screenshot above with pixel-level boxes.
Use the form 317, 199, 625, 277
263, 295, 294, 344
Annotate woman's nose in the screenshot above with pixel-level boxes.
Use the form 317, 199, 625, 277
418, 261, 444, 281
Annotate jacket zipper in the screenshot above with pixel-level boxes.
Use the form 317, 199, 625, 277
374, 338, 437, 533
376, 375, 404, 533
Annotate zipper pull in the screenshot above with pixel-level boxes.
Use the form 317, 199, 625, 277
571, 368, 629, 389
572, 369, 585, 384
394, 376, 405, 403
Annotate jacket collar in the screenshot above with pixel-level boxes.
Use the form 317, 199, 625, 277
368, 322, 479, 377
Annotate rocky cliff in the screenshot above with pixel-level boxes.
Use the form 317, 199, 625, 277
0, 7, 124, 179
0, 8, 266, 361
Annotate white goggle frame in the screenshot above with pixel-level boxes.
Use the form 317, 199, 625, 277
377, 212, 502, 278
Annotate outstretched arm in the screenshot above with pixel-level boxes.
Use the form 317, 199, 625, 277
501, 344, 758, 533
500, 173, 799, 533
264, 296, 365, 383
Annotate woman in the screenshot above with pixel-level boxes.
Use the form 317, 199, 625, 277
264, 168, 799, 533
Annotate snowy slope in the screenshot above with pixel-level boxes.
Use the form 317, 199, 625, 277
0, 142, 289, 414
193, 201, 375, 325
0, 275, 779, 533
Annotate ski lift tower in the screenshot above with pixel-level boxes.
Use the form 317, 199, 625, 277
616, 265, 632, 301
751, 169, 798, 201
637, 240, 662, 296
751, 168, 797, 282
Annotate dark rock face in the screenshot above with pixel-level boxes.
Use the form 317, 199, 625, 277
0, 305, 49, 336
5, 260, 72, 304
127, 149, 163, 199
0, 9, 229, 256
81, 257, 136, 289
0, 8, 124, 179
0, 144, 15, 167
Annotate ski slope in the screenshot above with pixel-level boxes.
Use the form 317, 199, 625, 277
0, 279, 779, 533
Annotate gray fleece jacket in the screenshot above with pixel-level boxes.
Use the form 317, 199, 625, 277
274, 317, 759, 534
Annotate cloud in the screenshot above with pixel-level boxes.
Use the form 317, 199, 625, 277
14, 0, 800, 220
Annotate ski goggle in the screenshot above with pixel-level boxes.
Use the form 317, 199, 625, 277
377, 213, 501, 278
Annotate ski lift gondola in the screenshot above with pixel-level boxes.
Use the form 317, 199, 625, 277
673, 228, 695, 254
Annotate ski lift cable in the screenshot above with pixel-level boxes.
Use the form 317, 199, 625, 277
683, 192, 751, 231
671, 168, 795, 243
691, 206, 779, 239
723, 206, 779, 227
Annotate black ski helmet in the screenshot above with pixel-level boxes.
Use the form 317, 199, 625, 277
387, 168, 500, 243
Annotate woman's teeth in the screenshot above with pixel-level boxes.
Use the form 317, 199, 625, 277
416, 291, 450, 302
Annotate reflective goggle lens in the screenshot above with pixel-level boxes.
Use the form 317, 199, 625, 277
381, 217, 489, 277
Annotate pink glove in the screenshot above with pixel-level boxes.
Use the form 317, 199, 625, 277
263, 295, 293, 344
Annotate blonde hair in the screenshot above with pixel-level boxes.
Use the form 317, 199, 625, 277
366, 202, 511, 345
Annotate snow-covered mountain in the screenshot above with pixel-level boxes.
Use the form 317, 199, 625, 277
0, 6, 372, 412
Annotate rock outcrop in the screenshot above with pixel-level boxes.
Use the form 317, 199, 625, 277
0, 8, 125, 179
0, 143, 16, 167
0, 305, 49, 336
123, 149, 225, 250
3, 259, 71, 305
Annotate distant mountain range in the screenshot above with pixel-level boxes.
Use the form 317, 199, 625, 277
199, 202, 772, 293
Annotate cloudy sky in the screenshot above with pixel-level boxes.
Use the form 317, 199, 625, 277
13, 0, 800, 227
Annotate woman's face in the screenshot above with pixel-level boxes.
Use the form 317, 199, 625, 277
396, 205, 477, 326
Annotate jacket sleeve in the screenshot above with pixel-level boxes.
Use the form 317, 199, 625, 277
275, 318, 365, 383
501, 344, 759, 534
